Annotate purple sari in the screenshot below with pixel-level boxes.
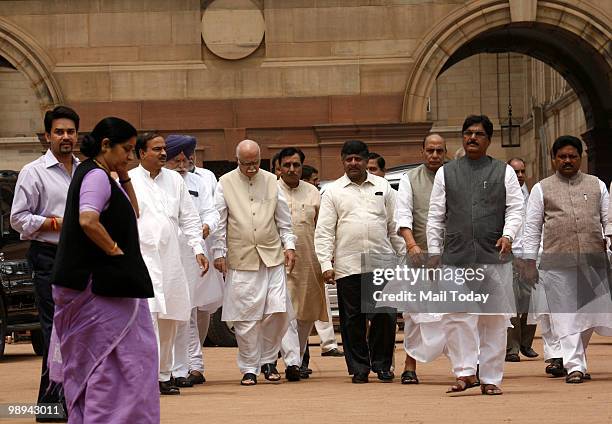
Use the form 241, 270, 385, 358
48, 169, 159, 423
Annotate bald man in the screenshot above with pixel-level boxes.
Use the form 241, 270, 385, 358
212, 140, 296, 386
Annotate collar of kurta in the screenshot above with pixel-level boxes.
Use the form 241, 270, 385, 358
43, 149, 80, 170
339, 172, 376, 187
236, 167, 260, 182
138, 163, 164, 180
278, 177, 300, 191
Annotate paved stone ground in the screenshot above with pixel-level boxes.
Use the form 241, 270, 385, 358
1, 334, 612, 424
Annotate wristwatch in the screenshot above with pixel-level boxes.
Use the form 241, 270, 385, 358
502, 235, 513, 243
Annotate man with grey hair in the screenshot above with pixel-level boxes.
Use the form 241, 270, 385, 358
212, 139, 296, 386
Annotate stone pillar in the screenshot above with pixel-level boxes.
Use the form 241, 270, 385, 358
582, 128, 612, 187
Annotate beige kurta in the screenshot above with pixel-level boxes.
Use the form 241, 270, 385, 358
279, 179, 328, 322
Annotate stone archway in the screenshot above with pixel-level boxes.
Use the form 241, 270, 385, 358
401, 0, 612, 182
402, 0, 611, 123
0, 17, 63, 109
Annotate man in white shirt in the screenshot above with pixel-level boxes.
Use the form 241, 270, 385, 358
427, 115, 523, 395
189, 149, 217, 200
129, 133, 208, 395
505, 157, 539, 362
212, 139, 296, 386
315, 140, 405, 384
165, 135, 223, 387
523, 135, 612, 384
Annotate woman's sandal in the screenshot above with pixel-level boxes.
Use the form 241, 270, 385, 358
446, 375, 479, 393
566, 371, 584, 384
401, 370, 419, 385
480, 384, 503, 395
240, 373, 257, 386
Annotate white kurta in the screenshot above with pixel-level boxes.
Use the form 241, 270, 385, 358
212, 179, 296, 322
181, 172, 223, 311
193, 166, 217, 199
129, 165, 204, 321
522, 180, 612, 339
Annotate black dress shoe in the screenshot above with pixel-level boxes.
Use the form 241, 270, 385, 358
321, 348, 345, 357
520, 346, 539, 358
159, 380, 180, 395
377, 370, 395, 382
172, 376, 194, 388
505, 353, 520, 362
352, 373, 369, 384
187, 370, 206, 385
285, 365, 301, 381
300, 369, 310, 379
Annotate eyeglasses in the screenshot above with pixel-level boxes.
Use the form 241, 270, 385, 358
238, 158, 260, 168
462, 130, 488, 139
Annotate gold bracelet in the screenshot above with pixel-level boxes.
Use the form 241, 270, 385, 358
109, 242, 118, 255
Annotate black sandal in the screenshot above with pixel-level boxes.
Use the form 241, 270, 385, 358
240, 373, 257, 386
401, 370, 419, 384
261, 363, 281, 381
566, 371, 584, 384
545, 358, 566, 378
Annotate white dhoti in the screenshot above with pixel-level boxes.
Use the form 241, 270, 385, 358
223, 262, 291, 375
540, 267, 612, 373
403, 313, 446, 363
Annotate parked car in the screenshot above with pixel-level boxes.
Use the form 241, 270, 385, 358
0, 170, 41, 359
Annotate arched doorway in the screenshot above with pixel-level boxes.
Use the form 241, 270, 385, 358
402, 0, 612, 183
0, 17, 65, 169
0, 17, 63, 110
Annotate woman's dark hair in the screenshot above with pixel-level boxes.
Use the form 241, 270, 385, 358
80, 117, 137, 158
135, 132, 162, 159
461, 114, 494, 139
341, 139, 369, 159
44, 105, 80, 133
551, 135, 583, 158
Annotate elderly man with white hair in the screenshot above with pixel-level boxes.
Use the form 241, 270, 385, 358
212, 139, 296, 386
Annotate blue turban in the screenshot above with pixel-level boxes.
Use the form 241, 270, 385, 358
165, 134, 196, 160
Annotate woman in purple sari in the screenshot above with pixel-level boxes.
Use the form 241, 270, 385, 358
50, 117, 159, 423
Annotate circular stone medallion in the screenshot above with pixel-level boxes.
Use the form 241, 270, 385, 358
202, 0, 265, 60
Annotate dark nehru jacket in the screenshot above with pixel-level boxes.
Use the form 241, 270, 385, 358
52, 159, 153, 298
442, 155, 509, 265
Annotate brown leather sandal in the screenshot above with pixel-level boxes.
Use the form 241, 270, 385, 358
446, 375, 479, 393
480, 384, 503, 395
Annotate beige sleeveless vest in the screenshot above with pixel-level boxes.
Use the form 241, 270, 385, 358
407, 164, 436, 250
220, 169, 285, 271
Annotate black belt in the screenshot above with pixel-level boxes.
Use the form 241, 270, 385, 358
29, 240, 58, 252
